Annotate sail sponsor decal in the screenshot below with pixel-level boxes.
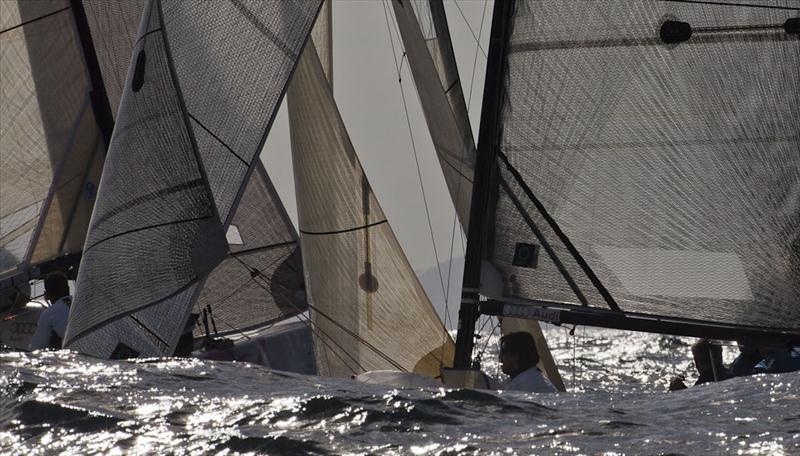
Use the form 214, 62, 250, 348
503, 303, 561, 324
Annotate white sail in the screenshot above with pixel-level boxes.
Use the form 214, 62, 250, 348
0, 0, 106, 278
390, 0, 476, 233
64, 0, 321, 357
288, 34, 453, 378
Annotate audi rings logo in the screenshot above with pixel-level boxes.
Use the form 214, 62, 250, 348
9, 321, 37, 334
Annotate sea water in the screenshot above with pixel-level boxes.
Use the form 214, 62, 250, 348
1, 328, 798, 455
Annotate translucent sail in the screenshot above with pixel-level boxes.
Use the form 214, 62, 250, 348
82, 0, 147, 117
288, 38, 453, 378
488, 0, 800, 330
0, 0, 106, 279
64, 0, 320, 357
193, 163, 305, 337
391, 0, 476, 232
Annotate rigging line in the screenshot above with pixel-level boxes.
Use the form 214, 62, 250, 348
245, 273, 365, 375
657, 0, 800, 11
382, 1, 448, 306
232, 257, 365, 374
209, 312, 255, 340
443, 0, 489, 333
466, 0, 488, 111
129, 314, 169, 349
187, 113, 249, 166
473, 316, 499, 364
230, 255, 386, 373
0, 6, 70, 34
452, 0, 488, 58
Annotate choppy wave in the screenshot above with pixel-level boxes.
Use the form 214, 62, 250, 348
1, 328, 798, 455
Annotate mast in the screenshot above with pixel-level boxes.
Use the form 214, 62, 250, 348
454, 0, 515, 369
69, 0, 114, 147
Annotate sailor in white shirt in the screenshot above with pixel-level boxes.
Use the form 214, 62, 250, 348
495, 331, 555, 393
29, 273, 71, 350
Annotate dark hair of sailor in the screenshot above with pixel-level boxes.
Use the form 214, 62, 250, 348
500, 331, 540, 371
43, 272, 70, 302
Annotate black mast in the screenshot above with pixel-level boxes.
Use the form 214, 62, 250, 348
69, 0, 115, 146
453, 0, 516, 369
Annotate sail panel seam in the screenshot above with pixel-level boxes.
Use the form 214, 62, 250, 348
657, 0, 800, 11
511, 32, 797, 53
84, 215, 213, 252
299, 220, 388, 236
65, 276, 202, 348
187, 113, 249, 166
91, 179, 205, 228
229, 0, 297, 59
229, 240, 296, 257
0, 6, 70, 34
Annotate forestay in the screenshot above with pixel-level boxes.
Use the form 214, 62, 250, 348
64, 0, 320, 357
288, 30, 453, 378
391, 0, 476, 233
0, 0, 107, 279
487, 1, 800, 330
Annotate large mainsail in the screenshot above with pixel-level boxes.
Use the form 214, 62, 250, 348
464, 0, 800, 343
64, 0, 320, 357
288, 31, 453, 378
0, 0, 111, 280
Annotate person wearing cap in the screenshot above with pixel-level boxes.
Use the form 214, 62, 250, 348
29, 273, 72, 350
494, 331, 555, 393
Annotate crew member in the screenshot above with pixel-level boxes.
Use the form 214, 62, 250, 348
29, 273, 71, 350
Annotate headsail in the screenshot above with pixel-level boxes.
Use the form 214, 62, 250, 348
64, 0, 320, 357
460, 0, 800, 352
192, 163, 306, 338
288, 33, 453, 377
390, 0, 476, 232
0, 0, 112, 280
392, 0, 564, 389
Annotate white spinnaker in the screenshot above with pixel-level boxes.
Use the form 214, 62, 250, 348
65, 0, 321, 357
288, 35, 453, 378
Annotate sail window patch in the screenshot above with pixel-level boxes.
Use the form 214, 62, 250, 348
660, 21, 692, 44
132, 49, 146, 92
226, 225, 243, 245
593, 246, 754, 300
512, 243, 539, 268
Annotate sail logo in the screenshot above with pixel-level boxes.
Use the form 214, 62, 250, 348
505, 304, 560, 323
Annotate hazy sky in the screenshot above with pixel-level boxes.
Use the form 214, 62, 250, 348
262, 0, 493, 326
